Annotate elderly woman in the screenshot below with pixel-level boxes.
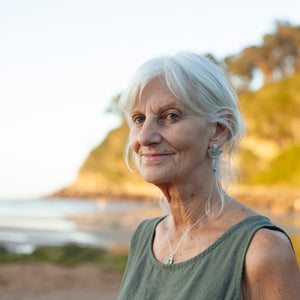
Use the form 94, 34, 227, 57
116, 52, 299, 299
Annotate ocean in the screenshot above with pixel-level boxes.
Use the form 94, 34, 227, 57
0, 198, 162, 253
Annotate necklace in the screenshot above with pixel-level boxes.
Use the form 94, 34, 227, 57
165, 213, 208, 265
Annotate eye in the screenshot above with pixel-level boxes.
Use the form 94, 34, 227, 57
165, 112, 179, 121
133, 115, 145, 124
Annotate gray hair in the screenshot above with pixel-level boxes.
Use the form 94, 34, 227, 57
119, 51, 246, 217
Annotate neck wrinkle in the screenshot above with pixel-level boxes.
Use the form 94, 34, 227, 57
157, 169, 226, 231
163, 185, 212, 232
169, 201, 207, 233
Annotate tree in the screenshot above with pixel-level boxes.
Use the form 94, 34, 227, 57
224, 21, 300, 91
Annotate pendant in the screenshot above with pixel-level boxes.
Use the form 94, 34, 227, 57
165, 256, 173, 265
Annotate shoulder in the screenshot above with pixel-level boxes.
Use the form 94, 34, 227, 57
131, 216, 165, 244
245, 228, 296, 269
127, 217, 164, 261
242, 228, 300, 299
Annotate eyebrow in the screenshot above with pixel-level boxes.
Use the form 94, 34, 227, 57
131, 98, 185, 115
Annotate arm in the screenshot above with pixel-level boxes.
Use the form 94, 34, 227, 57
242, 228, 300, 299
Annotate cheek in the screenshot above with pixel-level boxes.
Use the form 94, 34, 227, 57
172, 129, 209, 160
165, 127, 195, 152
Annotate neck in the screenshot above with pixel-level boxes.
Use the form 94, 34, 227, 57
158, 178, 222, 231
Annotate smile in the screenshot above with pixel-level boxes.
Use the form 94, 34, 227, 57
140, 153, 172, 162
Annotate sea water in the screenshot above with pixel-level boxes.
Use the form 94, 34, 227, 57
0, 198, 161, 253
1, 198, 299, 254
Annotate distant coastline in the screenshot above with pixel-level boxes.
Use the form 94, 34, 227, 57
48, 185, 157, 202
48, 184, 300, 215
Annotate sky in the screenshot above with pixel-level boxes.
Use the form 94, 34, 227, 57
1, 0, 300, 199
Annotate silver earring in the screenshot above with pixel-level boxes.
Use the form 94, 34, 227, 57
208, 144, 222, 172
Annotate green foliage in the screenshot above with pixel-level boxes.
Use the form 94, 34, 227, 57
0, 245, 128, 272
225, 21, 300, 91
254, 145, 300, 185
80, 123, 130, 183
235, 73, 300, 186
240, 73, 300, 142
76, 119, 151, 193
238, 149, 261, 183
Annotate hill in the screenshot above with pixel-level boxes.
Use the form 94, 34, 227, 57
53, 122, 159, 200
52, 73, 300, 210
239, 73, 300, 186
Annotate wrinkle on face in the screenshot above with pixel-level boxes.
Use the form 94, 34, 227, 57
129, 78, 214, 188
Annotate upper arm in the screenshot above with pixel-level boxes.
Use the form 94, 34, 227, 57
242, 228, 300, 300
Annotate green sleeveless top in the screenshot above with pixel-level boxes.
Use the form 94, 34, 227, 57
117, 215, 292, 300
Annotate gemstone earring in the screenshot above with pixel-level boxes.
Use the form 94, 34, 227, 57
208, 144, 222, 172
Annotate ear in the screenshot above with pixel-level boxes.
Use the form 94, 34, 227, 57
209, 111, 232, 148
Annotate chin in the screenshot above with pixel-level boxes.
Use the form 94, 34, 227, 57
140, 170, 173, 185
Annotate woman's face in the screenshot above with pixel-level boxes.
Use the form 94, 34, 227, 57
129, 78, 214, 186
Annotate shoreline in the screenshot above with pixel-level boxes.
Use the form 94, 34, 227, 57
0, 199, 162, 254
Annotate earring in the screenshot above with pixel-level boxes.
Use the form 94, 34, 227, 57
208, 144, 222, 172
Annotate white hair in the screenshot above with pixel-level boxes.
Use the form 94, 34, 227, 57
119, 51, 246, 217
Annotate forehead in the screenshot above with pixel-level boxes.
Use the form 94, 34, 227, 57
132, 78, 185, 111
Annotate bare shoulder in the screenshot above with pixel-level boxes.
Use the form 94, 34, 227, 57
242, 228, 300, 299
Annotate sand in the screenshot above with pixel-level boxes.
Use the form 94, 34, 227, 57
0, 263, 123, 300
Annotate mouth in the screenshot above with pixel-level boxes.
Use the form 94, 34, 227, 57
140, 153, 173, 162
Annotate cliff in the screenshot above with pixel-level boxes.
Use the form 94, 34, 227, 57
52, 73, 300, 210
53, 123, 159, 201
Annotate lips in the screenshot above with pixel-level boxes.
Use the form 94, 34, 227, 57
140, 152, 173, 161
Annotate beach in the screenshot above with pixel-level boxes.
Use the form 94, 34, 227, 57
0, 198, 162, 299
0, 263, 123, 300
0, 196, 299, 299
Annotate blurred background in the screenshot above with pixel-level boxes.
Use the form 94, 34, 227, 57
1, 0, 300, 299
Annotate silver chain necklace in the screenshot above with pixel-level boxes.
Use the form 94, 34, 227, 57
165, 213, 208, 265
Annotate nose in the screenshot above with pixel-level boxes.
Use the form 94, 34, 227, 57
137, 118, 162, 146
